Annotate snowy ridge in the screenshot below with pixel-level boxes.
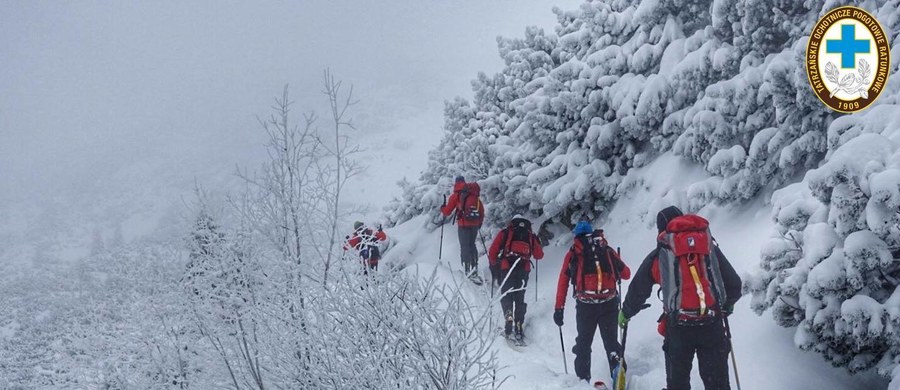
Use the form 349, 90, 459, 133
383, 153, 887, 389
385, 0, 900, 385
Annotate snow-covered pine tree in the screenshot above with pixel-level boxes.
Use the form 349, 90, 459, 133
745, 105, 900, 380
387, 0, 899, 229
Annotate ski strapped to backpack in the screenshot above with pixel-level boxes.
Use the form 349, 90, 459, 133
657, 214, 728, 324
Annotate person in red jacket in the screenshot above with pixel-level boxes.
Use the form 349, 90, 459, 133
343, 221, 388, 272
487, 215, 544, 342
440, 176, 485, 283
554, 220, 631, 382
620, 206, 742, 390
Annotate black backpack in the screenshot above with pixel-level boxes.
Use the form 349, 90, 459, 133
501, 218, 533, 259
567, 231, 613, 287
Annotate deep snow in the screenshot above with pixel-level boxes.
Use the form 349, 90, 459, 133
380, 153, 888, 389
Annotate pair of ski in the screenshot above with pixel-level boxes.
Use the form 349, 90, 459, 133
593, 325, 628, 390
602, 248, 629, 390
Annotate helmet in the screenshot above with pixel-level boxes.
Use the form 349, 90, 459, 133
573, 220, 593, 235
455, 175, 465, 183
511, 214, 529, 228
353, 221, 364, 230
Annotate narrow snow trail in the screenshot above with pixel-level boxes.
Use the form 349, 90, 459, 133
381, 155, 888, 389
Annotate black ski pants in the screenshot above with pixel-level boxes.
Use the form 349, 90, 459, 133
663, 318, 731, 390
573, 298, 621, 381
499, 265, 528, 323
458, 226, 479, 273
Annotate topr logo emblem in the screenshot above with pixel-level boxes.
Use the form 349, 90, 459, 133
806, 6, 891, 113
687, 237, 695, 248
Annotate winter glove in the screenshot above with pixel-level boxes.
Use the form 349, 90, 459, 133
553, 309, 564, 327
722, 303, 734, 317
617, 310, 629, 329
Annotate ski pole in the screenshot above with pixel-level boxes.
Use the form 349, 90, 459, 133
439, 221, 446, 262
439, 196, 447, 261
616, 323, 628, 390
615, 247, 622, 292
534, 258, 538, 301
558, 325, 568, 374
534, 225, 539, 301
490, 276, 495, 300
723, 315, 742, 390
615, 247, 623, 338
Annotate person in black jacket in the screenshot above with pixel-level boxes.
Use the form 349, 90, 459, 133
619, 206, 742, 390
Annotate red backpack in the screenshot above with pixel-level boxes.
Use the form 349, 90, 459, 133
356, 228, 382, 265
456, 183, 484, 224
501, 218, 533, 259
567, 230, 618, 296
658, 215, 727, 323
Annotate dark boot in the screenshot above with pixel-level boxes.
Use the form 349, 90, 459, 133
515, 321, 525, 341
504, 312, 514, 337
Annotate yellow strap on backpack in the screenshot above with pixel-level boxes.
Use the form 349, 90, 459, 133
595, 260, 603, 294
688, 255, 707, 316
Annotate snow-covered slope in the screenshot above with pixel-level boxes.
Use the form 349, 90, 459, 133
382, 153, 888, 389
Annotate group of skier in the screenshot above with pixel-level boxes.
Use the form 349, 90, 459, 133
438, 177, 743, 390
342, 176, 743, 389
342, 221, 389, 273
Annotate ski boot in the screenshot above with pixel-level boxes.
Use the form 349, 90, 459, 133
464, 263, 483, 285
514, 321, 525, 345
503, 312, 514, 337
468, 271, 484, 285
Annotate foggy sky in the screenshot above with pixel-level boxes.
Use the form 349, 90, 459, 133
1, 1, 579, 206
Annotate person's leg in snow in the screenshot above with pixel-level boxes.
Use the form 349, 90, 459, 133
512, 286, 528, 324
696, 320, 731, 389
458, 226, 479, 274
662, 338, 673, 389
573, 301, 601, 381
457, 226, 468, 273
665, 322, 706, 390
467, 227, 479, 273
595, 298, 622, 377
511, 269, 529, 340
499, 267, 517, 336
502, 309, 514, 337
500, 282, 515, 337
